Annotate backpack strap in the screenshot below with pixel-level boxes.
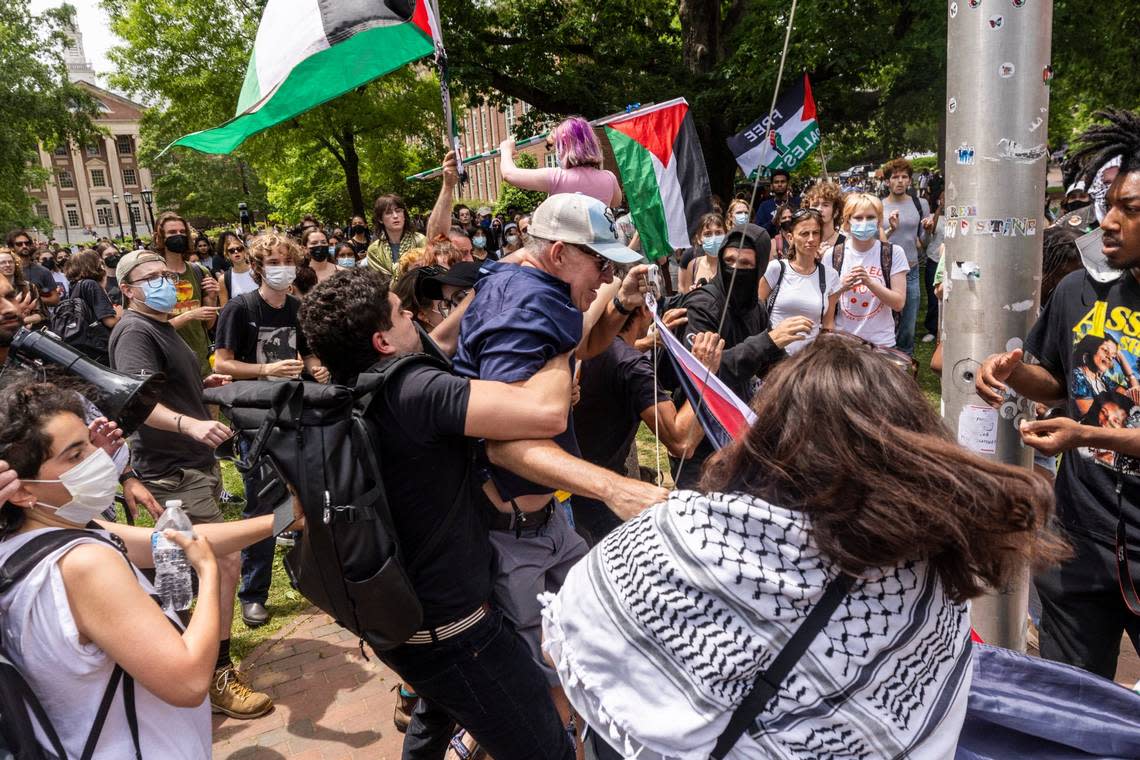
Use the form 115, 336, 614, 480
765, 260, 786, 313
816, 262, 828, 324
710, 573, 855, 759
0, 651, 69, 759
880, 241, 894, 288
224, 268, 233, 298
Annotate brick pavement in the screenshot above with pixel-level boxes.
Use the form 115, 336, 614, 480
212, 608, 407, 759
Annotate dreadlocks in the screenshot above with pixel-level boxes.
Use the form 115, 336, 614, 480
1069, 108, 1140, 184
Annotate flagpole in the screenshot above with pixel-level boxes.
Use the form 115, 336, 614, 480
425, 0, 466, 184
405, 98, 681, 181
818, 126, 830, 181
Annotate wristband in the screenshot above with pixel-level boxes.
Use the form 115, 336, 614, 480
118, 467, 136, 485
176, 414, 184, 435
612, 296, 635, 315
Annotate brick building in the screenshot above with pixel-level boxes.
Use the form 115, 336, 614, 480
455, 98, 554, 206
27, 22, 154, 244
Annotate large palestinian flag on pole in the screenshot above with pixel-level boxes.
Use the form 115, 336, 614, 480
167, 0, 441, 155
604, 99, 712, 262
728, 74, 820, 177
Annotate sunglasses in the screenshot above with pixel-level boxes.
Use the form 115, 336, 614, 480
570, 245, 613, 274
226, 246, 245, 254
780, 208, 823, 232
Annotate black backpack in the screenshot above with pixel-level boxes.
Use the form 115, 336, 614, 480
765, 259, 828, 323
48, 286, 110, 365
0, 530, 142, 760
204, 353, 469, 653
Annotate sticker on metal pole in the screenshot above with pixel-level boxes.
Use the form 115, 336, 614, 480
959, 405, 999, 454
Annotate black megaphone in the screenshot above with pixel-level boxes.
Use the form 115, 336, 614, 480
8, 328, 165, 436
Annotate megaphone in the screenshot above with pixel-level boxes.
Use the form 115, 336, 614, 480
8, 328, 165, 436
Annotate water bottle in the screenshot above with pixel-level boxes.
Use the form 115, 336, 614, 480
152, 500, 194, 612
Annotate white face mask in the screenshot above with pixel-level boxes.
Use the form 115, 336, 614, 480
24, 448, 119, 525
263, 265, 296, 291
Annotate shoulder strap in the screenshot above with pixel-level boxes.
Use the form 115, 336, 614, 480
224, 268, 232, 296
881, 241, 894, 287
0, 529, 98, 594
816, 262, 828, 324
911, 191, 924, 221
765, 260, 786, 313
710, 573, 855, 760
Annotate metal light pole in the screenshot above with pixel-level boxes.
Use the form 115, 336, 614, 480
941, 0, 1053, 650
124, 191, 138, 241
141, 188, 155, 234
112, 194, 125, 240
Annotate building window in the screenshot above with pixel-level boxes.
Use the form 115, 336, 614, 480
57, 169, 74, 189
53, 143, 68, 157
35, 204, 50, 219
95, 200, 113, 227
505, 100, 516, 133
116, 135, 133, 154
122, 167, 137, 186
544, 152, 558, 168
481, 108, 489, 152
86, 143, 100, 157
130, 203, 142, 223
65, 206, 80, 227
90, 168, 107, 187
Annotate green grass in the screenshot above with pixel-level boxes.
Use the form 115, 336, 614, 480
120, 461, 309, 664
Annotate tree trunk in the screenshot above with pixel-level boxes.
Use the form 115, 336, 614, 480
679, 0, 737, 201
338, 128, 366, 219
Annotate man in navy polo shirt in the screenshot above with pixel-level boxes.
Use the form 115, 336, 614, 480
453, 192, 664, 727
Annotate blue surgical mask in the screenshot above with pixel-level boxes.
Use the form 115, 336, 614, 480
472, 235, 486, 249
849, 219, 880, 241
702, 234, 725, 254
140, 278, 177, 313
733, 212, 749, 226
337, 257, 356, 268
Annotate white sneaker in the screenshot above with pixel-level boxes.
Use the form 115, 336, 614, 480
922, 334, 936, 343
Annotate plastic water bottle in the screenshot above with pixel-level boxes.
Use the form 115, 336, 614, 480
152, 500, 194, 612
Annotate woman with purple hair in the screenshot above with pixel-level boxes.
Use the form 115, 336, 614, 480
499, 116, 623, 207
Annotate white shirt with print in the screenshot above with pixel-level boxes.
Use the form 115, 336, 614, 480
834, 241, 910, 348
763, 260, 841, 354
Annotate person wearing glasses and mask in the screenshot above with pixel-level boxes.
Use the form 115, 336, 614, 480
300, 227, 340, 284
216, 231, 257, 306
107, 250, 276, 719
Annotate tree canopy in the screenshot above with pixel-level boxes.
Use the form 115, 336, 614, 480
0, 1, 98, 231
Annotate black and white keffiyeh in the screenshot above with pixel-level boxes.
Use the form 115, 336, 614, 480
541, 490, 973, 759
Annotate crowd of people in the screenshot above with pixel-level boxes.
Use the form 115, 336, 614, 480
0, 107, 1137, 759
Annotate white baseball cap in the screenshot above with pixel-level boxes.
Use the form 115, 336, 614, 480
529, 193, 641, 264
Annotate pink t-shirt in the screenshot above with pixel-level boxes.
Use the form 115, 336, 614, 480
546, 167, 621, 206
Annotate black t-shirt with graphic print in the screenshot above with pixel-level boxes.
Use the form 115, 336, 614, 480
215, 291, 310, 367
1026, 269, 1140, 548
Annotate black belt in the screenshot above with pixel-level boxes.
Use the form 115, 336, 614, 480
488, 500, 555, 534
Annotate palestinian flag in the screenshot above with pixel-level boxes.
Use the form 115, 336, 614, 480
728, 74, 820, 177
167, 0, 441, 155
604, 99, 712, 262
648, 294, 755, 450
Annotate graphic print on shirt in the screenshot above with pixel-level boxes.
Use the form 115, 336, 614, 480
172, 271, 200, 317
840, 264, 887, 322
1071, 301, 1140, 473
257, 325, 297, 381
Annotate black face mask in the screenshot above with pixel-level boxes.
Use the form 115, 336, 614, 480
721, 265, 760, 312
351, 225, 368, 236
104, 254, 122, 269
41, 258, 56, 271
164, 234, 189, 253
309, 245, 330, 262
1061, 199, 1091, 213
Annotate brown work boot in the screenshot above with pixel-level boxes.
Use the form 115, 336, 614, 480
393, 683, 418, 733
210, 664, 274, 719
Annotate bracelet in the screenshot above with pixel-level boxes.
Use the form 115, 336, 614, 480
118, 467, 136, 485
612, 296, 635, 315
176, 414, 184, 434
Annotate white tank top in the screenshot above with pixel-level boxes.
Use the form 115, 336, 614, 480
0, 529, 211, 759
228, 267, 258, 299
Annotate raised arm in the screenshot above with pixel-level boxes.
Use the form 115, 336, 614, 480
426, 151, 460, 241
499, 139, 554, 192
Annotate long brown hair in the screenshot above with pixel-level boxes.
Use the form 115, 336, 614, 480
701, 334, 1068, 603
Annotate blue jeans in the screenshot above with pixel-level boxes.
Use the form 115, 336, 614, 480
923, 257, 939, 335
381, 609, 574, 760
238, 440, 273, 605
895, 265, 921, 355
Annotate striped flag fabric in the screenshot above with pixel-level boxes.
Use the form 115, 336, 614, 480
647, 294, 755, 450
728, 74, 821, 177
167, 0, 441, 155
604, 99, 712, 262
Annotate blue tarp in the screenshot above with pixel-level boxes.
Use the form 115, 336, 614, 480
957, 644, 1140, 759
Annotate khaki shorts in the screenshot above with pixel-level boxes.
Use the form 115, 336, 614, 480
145, 465, 223, 524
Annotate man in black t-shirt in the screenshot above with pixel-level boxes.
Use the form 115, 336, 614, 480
978, 110, 1140, 678
6, 229, 60, 307
214, 233, 329, 629
300, 268, 577, 760
108, 250, 274, 719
